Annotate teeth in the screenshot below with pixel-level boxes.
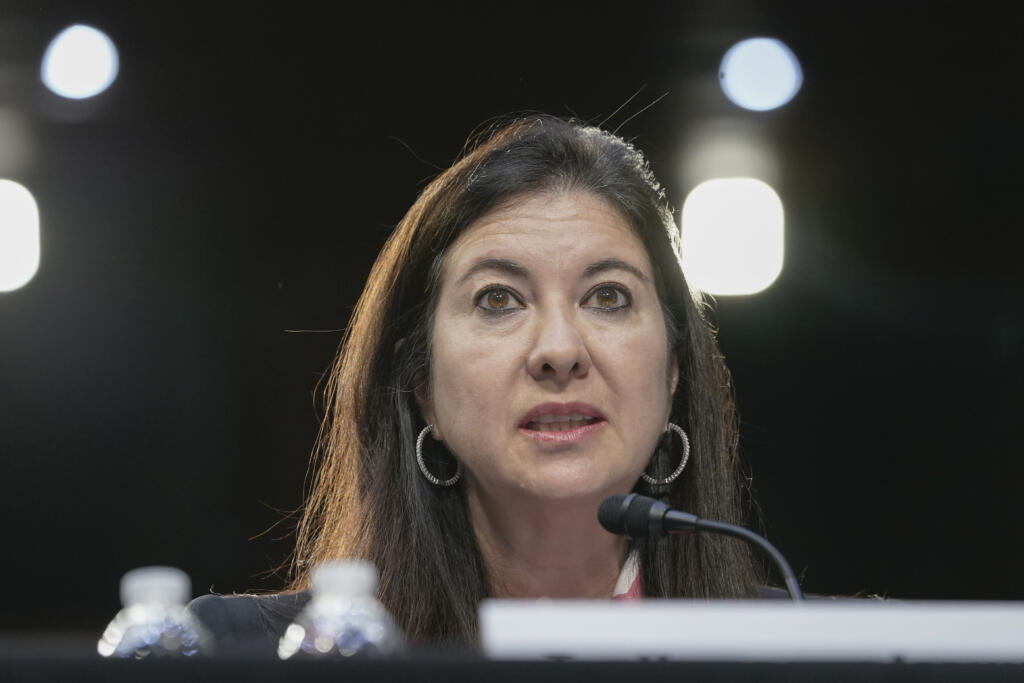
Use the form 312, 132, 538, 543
527, 417, 598, 431
534, 413, 591, 424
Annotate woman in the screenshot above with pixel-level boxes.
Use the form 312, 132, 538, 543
190, 114, 763, 650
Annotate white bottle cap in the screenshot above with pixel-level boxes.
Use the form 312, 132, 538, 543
311, 560, 379, 598
120, 566, 191, 607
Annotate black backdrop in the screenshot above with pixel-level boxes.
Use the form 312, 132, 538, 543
0, 1, 1021, 632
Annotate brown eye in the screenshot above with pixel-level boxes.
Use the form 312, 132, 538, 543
487, 290, 509, 309
586, 284, 630, 311
595, 287, 619, 307
477, 287, 521, 314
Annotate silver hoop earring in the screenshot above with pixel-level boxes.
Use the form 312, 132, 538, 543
640, 422, 690, 486
416, 425, 462, 487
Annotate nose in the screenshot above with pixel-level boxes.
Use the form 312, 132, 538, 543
526, 305, 592, 383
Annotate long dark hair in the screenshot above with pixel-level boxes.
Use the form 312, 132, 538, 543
289, 115, 762, 644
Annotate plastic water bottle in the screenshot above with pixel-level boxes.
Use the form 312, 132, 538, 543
97, 566, 210, 658
277, 559, 403, 659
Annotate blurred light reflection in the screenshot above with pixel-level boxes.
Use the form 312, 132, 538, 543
720, 38, 802, 111
41, 25, 119, 99
681, 178, 784, 295
0, 179, 40, 292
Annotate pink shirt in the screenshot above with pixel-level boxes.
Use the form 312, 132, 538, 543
611, 551, 643, 601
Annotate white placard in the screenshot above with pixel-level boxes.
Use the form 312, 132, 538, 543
479, 599, 1024, 662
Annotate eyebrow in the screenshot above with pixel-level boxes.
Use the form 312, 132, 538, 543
582, 258, 651, 283
456, 258, 528, 286
456, 257, 650, 286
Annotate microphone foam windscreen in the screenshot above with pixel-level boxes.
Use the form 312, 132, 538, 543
599, 494, 661, 538
623, 495, 658, 538
597, 494, 632, 535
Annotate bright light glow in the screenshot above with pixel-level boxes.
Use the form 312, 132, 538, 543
41, 25, 119, 99
0, 180, 41, 292
0, 109, 33, 175
720, 38, 802, 111
681, 120, 779, 189
681, 178, 783, 295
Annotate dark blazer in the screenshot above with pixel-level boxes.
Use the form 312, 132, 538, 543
188, 591, 311, 657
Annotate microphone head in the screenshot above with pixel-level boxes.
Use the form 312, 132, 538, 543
597, 494, 634, 535
598, 493, 666, 538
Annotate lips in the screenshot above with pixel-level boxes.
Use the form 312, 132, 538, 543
518, 402, 606, 434
527, 415, 599, 432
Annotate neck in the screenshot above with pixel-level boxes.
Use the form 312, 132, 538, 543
466, 482, 628, 599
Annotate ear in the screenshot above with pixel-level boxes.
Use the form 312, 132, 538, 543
668, 354, 680, 406
399, 336, 443, 441
413, 380, 442, 440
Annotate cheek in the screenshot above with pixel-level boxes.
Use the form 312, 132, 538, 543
593, 322, 673, 406
428, 321, 522, 437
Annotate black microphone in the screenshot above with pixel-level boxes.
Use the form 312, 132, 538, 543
599, 493, 804, 602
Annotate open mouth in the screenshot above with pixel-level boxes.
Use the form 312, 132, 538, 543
524, 415, 603, 432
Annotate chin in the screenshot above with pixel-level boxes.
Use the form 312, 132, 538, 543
515, 468, 635, 504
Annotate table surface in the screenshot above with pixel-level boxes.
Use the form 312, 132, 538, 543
2, 636, 1024, 683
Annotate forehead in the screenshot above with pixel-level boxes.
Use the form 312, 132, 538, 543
442, 191, 652, 278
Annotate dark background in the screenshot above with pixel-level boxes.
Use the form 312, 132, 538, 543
1, 1, 1020, 632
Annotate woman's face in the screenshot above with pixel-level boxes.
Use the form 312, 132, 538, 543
418, 191, 678, 503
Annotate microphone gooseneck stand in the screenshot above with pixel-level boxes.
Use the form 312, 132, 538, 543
598, 493, 804, 602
